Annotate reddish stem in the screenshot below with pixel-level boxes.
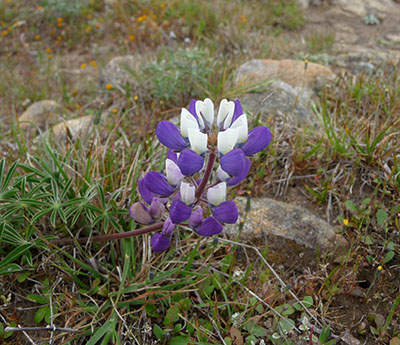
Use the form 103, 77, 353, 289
51, 222, 163, 245
195, 150, 216, 201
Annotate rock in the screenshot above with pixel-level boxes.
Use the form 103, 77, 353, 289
224, 198, 348, 265
332, 0, 397, 17
236, 59, 335, 91
49, 115, 94, 142
341, 331, 361, 345
240, 81, 318, 127
18, 100, 65, 130
335, 46, 400, 73
101, 55, 137, 87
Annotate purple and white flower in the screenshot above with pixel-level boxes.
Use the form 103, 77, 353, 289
130, 98, 272, 252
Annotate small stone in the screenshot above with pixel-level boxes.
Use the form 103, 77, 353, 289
341, 331, 361, 345
50, 115, 94, 142
236, 59, 335, 91
101, 55, 137, 87
18, 100, 65, 131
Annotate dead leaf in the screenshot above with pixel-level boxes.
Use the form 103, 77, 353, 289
229, 327, 244, 345
390, 337, 400, 345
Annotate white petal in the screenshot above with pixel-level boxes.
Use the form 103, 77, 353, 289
165, 159, 183, 185
217, 99, 235, 128
180, 108, 199, 137
207, 182, 226, 206
180, 182, 195, 205
196, 98, 214, 129
188, 128, 208, 154
217, 127, 238, 154
230, 114, 248, 143
217, 165, 230, 181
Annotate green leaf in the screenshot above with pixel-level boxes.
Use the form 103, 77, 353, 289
27, 294, 48, 304
0, 263, 22, 275
16, 271, 30, 283
383, 251, 395, 264
0, 243, 32, 268
302, 296, 313, 308
34, 305, 48, 324
169, 336, 189, 345
153, 324, 164, 340
86, 320, 114, 345
387, 241, 395, 251
244, 323, 269, 337
278, 318, 295, 334
376, 209, 388, 226
345, 200, 358, 213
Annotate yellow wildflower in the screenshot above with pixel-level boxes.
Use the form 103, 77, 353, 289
0, 30, 8, 37
377, 265, 383, 271
46, 48, 52, 53
90, 60, 97, 68
111, 108, 118, 114
95, 23, 101, 29
80, 63, 87, 69
343, 219, 349, 226
76, 104, 82, 110
133, 95, 139, 101
87, 14, 93, 19
72, 90, 78, 96
137, 15, 147, 22
240, 15, 247, 24
34, 35, 41, 40
106, 83, 113, 90
129, 35, 134, 41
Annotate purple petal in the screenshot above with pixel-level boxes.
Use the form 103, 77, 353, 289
156, 121, 189, 151
188, 205, 203, 227
241, 127, 272, 156
129, 202, 153, 224
169, 200, 192, 224
212, 201, 238, 224
227, 157, 251, 187
177, 149, 204, 176
168, 150, 178, 163
220, 149, 245, 176
188, 99, 198, 120
232, 99, 243, 123
149, 197, 165, 219
138, 178, 153, 205
162, 218, 175, 236
144, 172, 176, 197
197, 217, 223, 236
151, 233, 171, 252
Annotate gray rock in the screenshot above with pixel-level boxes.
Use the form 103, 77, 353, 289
236, 59, 335, 92
101, 55, 137, 88
224, 197, 348, 265
49, 115, 94, 142
332, 0, 397, 17
335, 46, 400, 73
18, 100, 65, 131
240, 81, 318, 127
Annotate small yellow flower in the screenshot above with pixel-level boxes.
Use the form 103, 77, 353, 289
137, 15, 147, 22
90, 60, 97, 68
95, 23, 101, 29
111, 108, 118, 114
129, 35, 134, 41
160, 2, 165, 8
47, 54, 53, 60
86, 26, 92, 31
240, 15, 247, 24
343, 219, 349, 226
1, 21, 5, 26
37, 6, 43, 11
87, 14, 93, 19
133, 95, 139, 101
57, 22, 63, 28
106, 83, 113, 90
57, 17, 63, 23
57, 35, 63, 41
34, 35, 41, 40
80, 63, 87, 69
72, 90, 78, 96
46, 48, 52, 53
305, 59, 309, 64
377, 265, 383, 271
76, 104, 82, 110
0, 30, 8, 37
124, 39, 129, 44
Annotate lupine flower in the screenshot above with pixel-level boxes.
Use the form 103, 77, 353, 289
130, 98, 272, 252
